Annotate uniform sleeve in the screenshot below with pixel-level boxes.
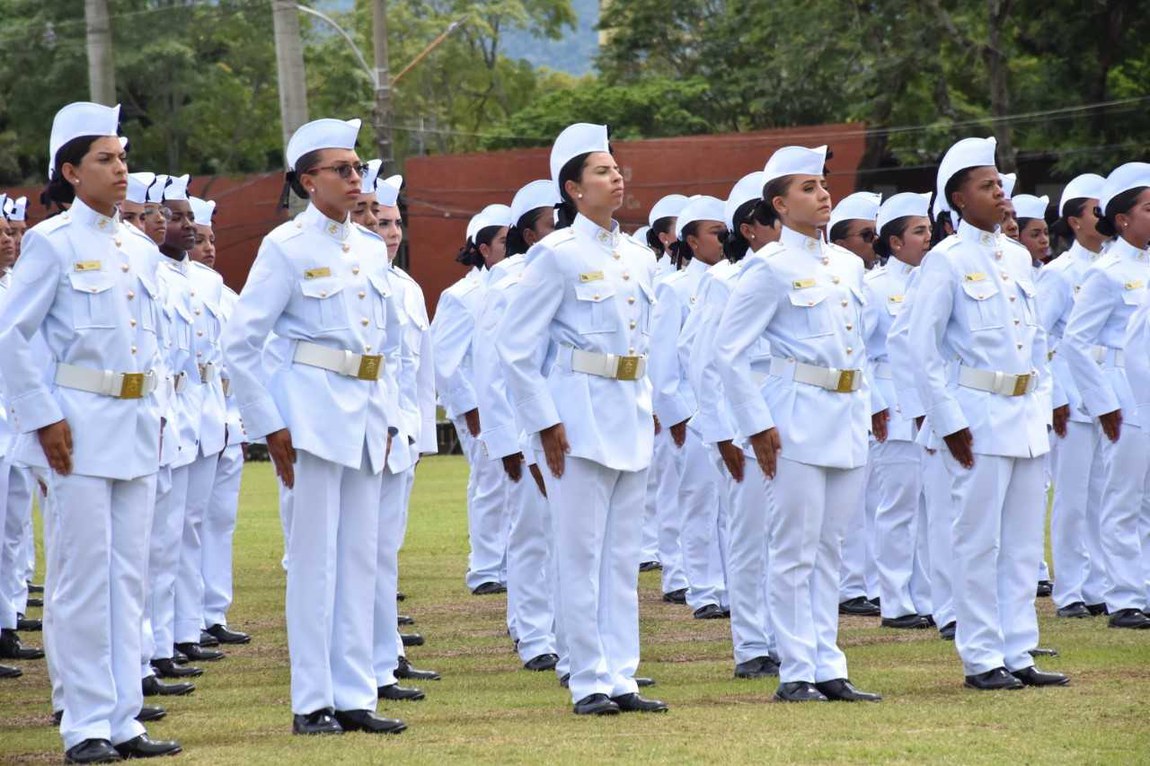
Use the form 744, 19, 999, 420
1062, 269, 1120, 417
1036, 266, 1070, 409
714, 256, 781, 438
414, 293, 438, 455
0, 231, 65, 432
887, 273, 926, 420
430, 289, 479, 417
474, 286, 521, 460
861, 277, 888, 416
1125, 293, 1150, 427
908, 252, 967, 438
495, 247, 565, 435
649, 281, 695, 426
688, 277, 737, 444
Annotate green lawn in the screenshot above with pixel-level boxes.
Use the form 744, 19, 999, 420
2, 456, 1148, 764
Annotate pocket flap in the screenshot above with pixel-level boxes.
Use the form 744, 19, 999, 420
67, 271, 116, 294
787, 287, 829, 308
574, 283, 616, 302
299, 278, 345, 299
961, 281, 1000, 302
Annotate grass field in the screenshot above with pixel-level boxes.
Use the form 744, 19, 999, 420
1, 455, 1148, 764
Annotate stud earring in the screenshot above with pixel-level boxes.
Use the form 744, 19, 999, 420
577, 193, 583, 199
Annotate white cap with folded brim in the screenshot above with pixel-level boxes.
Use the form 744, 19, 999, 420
550, 123, 610, 198
360, 158, 382, 194
162, 174, 191, 202
8, 196, 27, 222
1001, 173, 1017, 199
876, 192, 931, 234
827, 191, 882, 235
724, 172, 765, 230
648, 193, 688, 227
376, 174, 403, 207
126, 172, 155, 205
511, 179, 559, 225
1058, 173, 1106, 216
763, 145, 827, 186
190, 196, 216, 226
675, 195, 726, 240
935, 137, 998, 215
49, 102, 121, 180
286, 118, 362, 171
1099, 162, 1150, 217
466, 204, 514, 243
0, 194, 7, 220
631, 225, 650, 247
147, 175, 169, 204
1012, 194, 1049, 222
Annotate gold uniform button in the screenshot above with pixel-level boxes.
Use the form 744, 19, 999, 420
1014, 319, 1020, 326
320, 291, 328, 298
130, 345, 137, 354
352, 266, 360, 275
358, 291, 366, 299
115, 239, 123, 248
196, 351, 203, 358
196, 330, 204, 337
190, 290, 196, 297
628, 347, 636, 354
342, 244, 351, 253
821, 257, 830, 266
613, 252, 621, 260
127, 290, 135, 300
1016, 343, 1023, 350
629, 320, 637, 330
995, 252, 1003, 261
129, 319, 137, 328
361, 317, 370, 326
808, 300, 815, 307
194, 308, 201, 316
594, 294, 600, 300
364, 345, 372, 352
1009, 296, 1016, 302
628, 296, 636, 305
832, 276, 841, 284
623, 272, 631, 280
846, 323, 853, 331
120, 263, 129, 272
846, 346, 854, 355
841, 299, 849, 307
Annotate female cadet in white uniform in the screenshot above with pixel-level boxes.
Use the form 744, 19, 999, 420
0, 102, 182, 762
1036, 173, 1110, 619
222, 117, 407, 735
908, 137, 1066, 690
1061, 163, 1150, 630
862, 193, 935, 629
497, 123, 667, 716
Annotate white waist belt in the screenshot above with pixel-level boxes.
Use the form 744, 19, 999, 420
957, 365, 1036, 397
769, 357, 861, 393
563, 346, 646, 381
173, 371, 189, 395
872, 362, 893, 380
55, 363, 158, 400
293, 341, 384, 381
1091, 345, 1125, 368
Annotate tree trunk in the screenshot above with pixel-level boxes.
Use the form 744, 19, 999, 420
84, 0, 116, 106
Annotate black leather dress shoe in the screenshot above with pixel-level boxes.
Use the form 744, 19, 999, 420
396, 656, 440, 681
333, 709, 406, 734
396, 591, 406, 601
869, 597, 881, 608
1036, 580, 1054, 598
198, 630, 220, 647
53, 709, 63, 725
635, 677, 656, 688
378, 683, 425, 701
573, 694, 620, 715
816, 678, 882, 702
17, 615, 42, 631
65, 738, 122, 763
292, 708, 342, 735
839, 597, 881, 617
26, 597, 43, 608
1028, 647, 1059, 658
612, 693, 668, 712
143, 675, 195, 697
174, 642, 224, 661
939, 621, 957, 641
559, 673, 570, 688
113, 734, 182, 758
0, 663, 22, 679
397, 615, 414, 626
1057, 601, 1091, 619
0, 629, 44, 659
662, 588, 687, 605
964, 667, 1023, 691
1012, 666, 1069, 687
152, 658, 203, 678
471, 581, 506, 596
205, 624, 251, 645
734, 655, 780, 679
1108, 608, 1150, 629
774, 681, 828, 702
135, 705, 167, 723
400, 633, 424, 647
693, 603, 726, 620
638, 560, 662, 572
171, 648, 189, 664
28, 582, 44, 594
524, 653, 559, 671
1086, 602, 1108, 616
881, 614, 931, 630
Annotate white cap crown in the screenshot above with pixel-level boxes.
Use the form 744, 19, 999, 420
935, 137, 998, 215
724, 171, 765, 230
189, 196, 216, 226
49, 102, 121, 179
8, 196, 27, 222
1012, 194, 1049, 222
466, 203, 514, 243
762, 145, 827, 186
676, 195, 726, 240
1058, 173, 1106, 217
876, 192, 931, 233
1099, 162, 1150, 217
828, 191, 882, 235
360, 158, 383, 193
647, 193, 689, 226
126, 172, 156, 204
510, 180, 560, 225
286, 118, 362, 171
376, 174, 403, 207
163, 174, 191, 202
550, 123, 610, 198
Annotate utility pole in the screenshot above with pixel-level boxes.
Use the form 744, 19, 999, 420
272, 0, 310, 169
84, 0, 116, 105
372, 0, 394, 170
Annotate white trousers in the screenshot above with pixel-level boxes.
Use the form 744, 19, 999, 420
871, 441, 931, 618
1097, 425, 1150, 611
146, 464, 190, 660
923, 449, 956, 629
541, 455, 645, 703
504, 464, 556, 663
372, 466, 406, 687
770, 458, 864, 684
946, 453, 1044, 675
202, 444, 244, 627
839, 458, 878, 601
679, 434, 728, 610
639, 456, 660, 563
653, 429, 688, 594
455, 418, 509, 590
726, 451, 775, 664
0, 460, 15, 630
1050, 421, 1106, 607
278, 478, 292, 571
174, 451, 220, 643
46, 471, 154, 750
38, 471, 64, 713
1, 461, 34, 620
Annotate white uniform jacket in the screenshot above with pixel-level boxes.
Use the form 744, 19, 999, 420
431, 266, 485, 420
187, 260, 228, 455
863, 258, 917, 442
476, 255, 530, 461
388, 262, 437, 468
1036, 242, 1103, 422
156, 258, 201, 467
649, 258, 707, 427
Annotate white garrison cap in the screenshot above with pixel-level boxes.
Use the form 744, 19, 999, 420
1000, 173, 1017, 199
0, 194, 7, 219
935, 137, 998, 214
675, 195, 726, 240
1012, 194, 1049, 221
189, 196, 216, 226
828, 191, 882, 235
631, 225, 651, 247
1058, 173, 1106, 216
8, 196, 27, 222
1099, 162, 1150, 217
286, 118, 361, 171
763, 145, 827, 186
465, 203, 513, 243
724, 171, 765, 230
146, 174, 168, 204
126, 172, 156, 204
49, 102, 121, 179
163, 174, 191, 202
876, 192, 931, 233
360, 158, 382, 193
648, 193, 689, 226
511, 179, 559, 224
376, 174, 402, 207
550, 123, 610, 197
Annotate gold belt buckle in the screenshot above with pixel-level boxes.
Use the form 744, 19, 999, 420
615, 355, 641, 381
835, 369, 857, 394
1011, 373, 1031, 397
119, 372, 146, 399
357, 354, 383, 381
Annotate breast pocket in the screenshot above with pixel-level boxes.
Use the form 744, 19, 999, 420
573, 282, 618, 335
67, 271, 118, 330
1017, 280, 1039, 327
172, 302, 194, 351
368, 273, 392, 330
960, 281, 1003, 331
299, 278, 350, 332
1121, 287, 1145, 308
787, 287, 833, 338
637, 280, 656, 335
137, 273, 161, 335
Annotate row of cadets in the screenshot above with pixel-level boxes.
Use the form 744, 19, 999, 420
475, 180, 562, 673
222, 117, 408, 735
431, 206, 511, 597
